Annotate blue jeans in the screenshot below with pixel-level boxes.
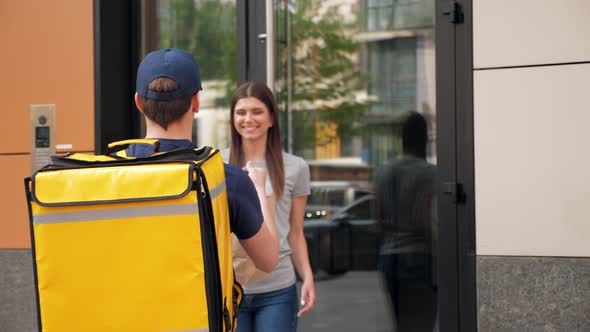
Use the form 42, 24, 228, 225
235, 284, 298, 332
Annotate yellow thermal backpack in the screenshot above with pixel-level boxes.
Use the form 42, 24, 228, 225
24, 139, 243, 332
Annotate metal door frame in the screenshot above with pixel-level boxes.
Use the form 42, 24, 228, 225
237, 0, 268, 84
436, 0, 477, 331
93, 0, 142, 154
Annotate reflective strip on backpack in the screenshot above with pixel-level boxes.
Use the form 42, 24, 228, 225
33, 204, 199, 224
33, 181, 227, 225
209, 180, 226, 200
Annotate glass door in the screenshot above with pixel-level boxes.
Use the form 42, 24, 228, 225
136, 1, 472, 330
140, 0, 238, 148
274, 1, 442, 331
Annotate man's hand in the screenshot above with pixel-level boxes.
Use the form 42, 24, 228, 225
243, 161, 267, 194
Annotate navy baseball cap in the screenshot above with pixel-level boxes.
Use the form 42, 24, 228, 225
136, 48, 202, 100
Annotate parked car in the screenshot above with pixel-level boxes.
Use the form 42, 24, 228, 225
305, 181, 372, 221
304, 193, 436, 284
304, 194, 380, 275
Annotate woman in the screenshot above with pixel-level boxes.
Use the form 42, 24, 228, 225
223, 81, 316, 332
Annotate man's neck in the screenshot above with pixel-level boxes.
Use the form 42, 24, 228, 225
145, 128, 189, 140
144, 115, 192, 140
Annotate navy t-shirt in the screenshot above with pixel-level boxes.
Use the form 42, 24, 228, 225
127, 139, 263, 239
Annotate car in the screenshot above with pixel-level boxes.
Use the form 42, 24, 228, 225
305, 181, 373, 221
304, 193, 436, 284
304, 194, 380, 275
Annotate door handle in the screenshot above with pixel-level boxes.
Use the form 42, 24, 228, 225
443, 182, 466, 204
442, 1, 464, 24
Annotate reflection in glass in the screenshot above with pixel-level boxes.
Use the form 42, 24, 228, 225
367, 0, 434, 31
141, 0, 237, 148
376, 111, 437, 331
275, 0, 375, 161
275, 0, 437, 331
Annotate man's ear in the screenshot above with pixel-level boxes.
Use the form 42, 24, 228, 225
191, 93, 200, 114
134, 93, 144, 113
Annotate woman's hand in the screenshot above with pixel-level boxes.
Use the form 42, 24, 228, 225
243, 161, 267, 194
298, 277, 316, 317
288, 194, 316, 317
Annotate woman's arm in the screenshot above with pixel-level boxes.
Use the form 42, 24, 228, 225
288, 195, 316, 316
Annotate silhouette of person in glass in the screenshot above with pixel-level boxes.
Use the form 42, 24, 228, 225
376, 111, 437, 331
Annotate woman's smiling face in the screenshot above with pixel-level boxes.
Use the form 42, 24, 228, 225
233, 97, 273, 142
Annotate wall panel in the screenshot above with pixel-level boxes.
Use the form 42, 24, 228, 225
0, 0, 94, 249
474, 64, 590, 257
474, 0, 590, 68
0, 0, 94, 154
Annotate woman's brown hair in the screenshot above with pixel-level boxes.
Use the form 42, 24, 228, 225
229, 81, 285, 199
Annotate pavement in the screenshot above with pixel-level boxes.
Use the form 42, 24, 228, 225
297, 271, 395, 332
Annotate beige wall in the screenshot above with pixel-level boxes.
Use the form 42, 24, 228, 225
0, 1, 94, 248
473, 0, 590, 256
474, 0, 590, 68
